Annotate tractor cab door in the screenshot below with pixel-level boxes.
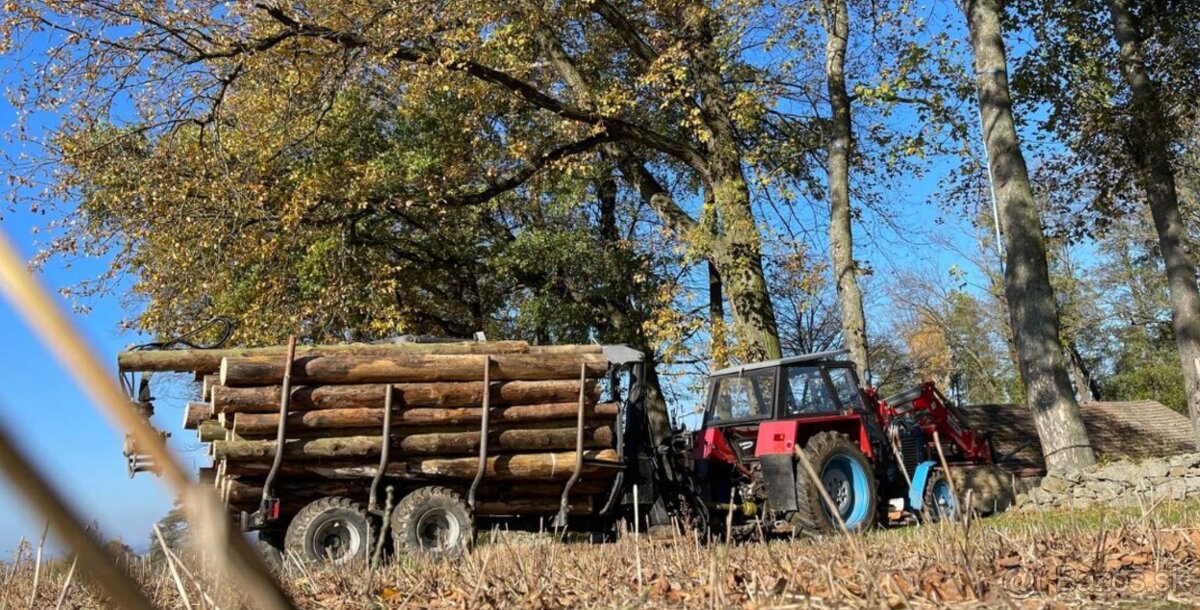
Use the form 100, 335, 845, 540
819, 364, 890, 467
780, 366, 842, 417
777, 362, 887, 465
822, 366, 869, 414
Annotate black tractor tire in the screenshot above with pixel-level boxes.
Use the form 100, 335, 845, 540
256, 531, 285, 573
920, 468, 959, 522
391, 487, 474, 559
284, 497, 373, 566
792, 431, 878, 534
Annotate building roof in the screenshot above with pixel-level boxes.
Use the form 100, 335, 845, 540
959, 400, 1197, 474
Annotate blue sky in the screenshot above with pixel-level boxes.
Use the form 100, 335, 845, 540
0, 210, 192, 555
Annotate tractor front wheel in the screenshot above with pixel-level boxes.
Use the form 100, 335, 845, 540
921, 469, 959, 522
792, 431, 877, 534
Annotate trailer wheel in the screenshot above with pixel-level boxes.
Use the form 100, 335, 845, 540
391, 487, 474, 559
256, 531, 285, 573
285, 497, 372, 565
792, 431, 877, 534
921, 469, 958, 522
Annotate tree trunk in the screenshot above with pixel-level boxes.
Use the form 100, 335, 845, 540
1066, 344, 1097, 402
1106, 0, 1200, 446
965, 0, 1095, 471
534, 21, 780, 363
211, 379, 597, 413
708, 260, 727, 367
822, 0, 870, 375
231, 402, 618, 434
220, 353, 607, 386
690, 16, 782, 363
706, 168, 782, 363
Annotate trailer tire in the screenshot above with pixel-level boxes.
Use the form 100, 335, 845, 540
792, 431, 877, 534
256, 531, 285, 573
285, 497, 373, 566
391, 487, 474, 559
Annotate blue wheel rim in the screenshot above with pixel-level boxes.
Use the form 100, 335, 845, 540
932, 480, 956, 518
821, 455, 871, 530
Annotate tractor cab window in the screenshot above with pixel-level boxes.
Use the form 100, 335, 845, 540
709, 372, 776, 423
826, 367, 866, 412
783, 366, 839, 416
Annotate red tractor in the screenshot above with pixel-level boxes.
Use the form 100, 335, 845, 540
681, 349, 995, 536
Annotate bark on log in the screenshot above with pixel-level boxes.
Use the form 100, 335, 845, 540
220, 449, 620, 480
224, 478, 610, 498
406, 449, 620, 479
225, 420, 584, 441
230, 426, 392, 442
527, 344, 603, 354
212, 379, 599, 413
231, 402, 619, 435
225, 480, 366, 504
182, 402, 213, 430
220, 353, 608, 386
211, 426, 613, 460
198, 420, 227, 443
117, 340, 537, 372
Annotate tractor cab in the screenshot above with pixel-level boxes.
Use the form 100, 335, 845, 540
701, 350, 884, 461
690, 349, 979, 537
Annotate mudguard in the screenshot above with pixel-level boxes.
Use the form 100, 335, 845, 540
907, 460, 940, 511
755, 421, 801, 512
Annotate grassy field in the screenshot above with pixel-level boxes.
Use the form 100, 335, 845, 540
2, 499, 1199, 609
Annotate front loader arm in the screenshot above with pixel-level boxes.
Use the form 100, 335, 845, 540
879, 382, 992, 464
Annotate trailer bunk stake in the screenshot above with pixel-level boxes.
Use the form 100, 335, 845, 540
555, 363, 589, 527
369, 384, 393, 512
260, 336, 296, 520
467, 356, 491, 510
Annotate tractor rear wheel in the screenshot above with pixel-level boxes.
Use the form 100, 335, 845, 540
391, 486, 474, 559
792, 431, 877, 534
284, 497, 373, 566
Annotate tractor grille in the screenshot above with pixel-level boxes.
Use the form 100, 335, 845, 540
897, 427, 923, 475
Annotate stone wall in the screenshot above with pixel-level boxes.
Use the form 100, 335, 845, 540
1016, 453, 1200, 511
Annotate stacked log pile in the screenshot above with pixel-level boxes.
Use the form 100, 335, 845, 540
120, 341, 623, 519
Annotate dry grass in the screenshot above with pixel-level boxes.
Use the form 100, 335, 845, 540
3, 498, 1199, 609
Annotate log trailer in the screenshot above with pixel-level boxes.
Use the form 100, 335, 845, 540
118, 341, 1001, 566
